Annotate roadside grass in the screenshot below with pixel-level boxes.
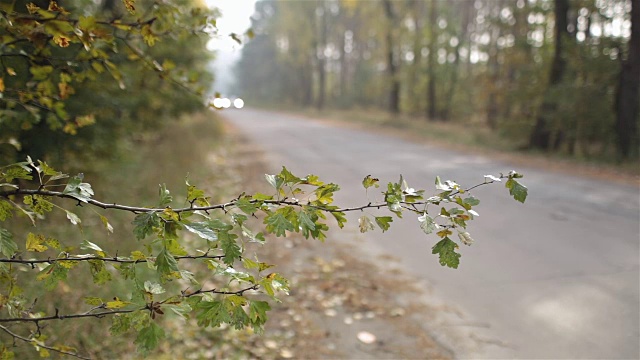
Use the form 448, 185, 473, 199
2, 110, 254, 358
279, 106, 639, 182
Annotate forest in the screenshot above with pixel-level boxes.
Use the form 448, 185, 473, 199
234, 0, 639, 161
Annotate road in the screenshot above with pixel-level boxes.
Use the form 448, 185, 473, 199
222, 108, 640, 359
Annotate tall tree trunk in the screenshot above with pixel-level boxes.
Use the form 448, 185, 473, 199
529, 0, 569, 150
486, 0, 504, 128
427, 0, 437, 121
316, 2, 327, 110
442, 1, 468, 122
383, 0, 400, 114
409, 0, 424, 115
614, 0, 640, 158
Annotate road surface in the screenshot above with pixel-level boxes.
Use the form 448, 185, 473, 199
222, 108, 639, 359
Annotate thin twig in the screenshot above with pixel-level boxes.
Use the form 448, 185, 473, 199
0, 324, 91, 360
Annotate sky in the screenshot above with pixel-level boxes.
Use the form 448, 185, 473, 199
205, 0, 258, 94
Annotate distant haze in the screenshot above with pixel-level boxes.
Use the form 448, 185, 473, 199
206, 0, 257, 95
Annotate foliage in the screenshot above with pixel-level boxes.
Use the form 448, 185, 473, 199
0, 157, 527, 358
234, 0, 638, 160
0, 0, 215, 164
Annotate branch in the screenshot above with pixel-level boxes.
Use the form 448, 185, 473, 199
0, 285, 260, 324
0, 253, 225, 266
0, 307, 140, 324
0, 177, 501, 215
0, 324, 91, 360
180, 284, 260, 299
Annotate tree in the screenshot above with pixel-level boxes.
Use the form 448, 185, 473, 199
382, 0, 400, 114
614, 0, 639, 158
426, 0, 438, 121
529, 0, 570, 150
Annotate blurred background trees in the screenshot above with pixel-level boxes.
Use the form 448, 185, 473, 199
234, 0, 639, 161
0, 0, 214, 166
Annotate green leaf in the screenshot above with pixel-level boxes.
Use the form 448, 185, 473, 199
88, 260, 112, 285
144, 281, 165, 295
235, 196, 259, 214
2, 165, 32, 182
362, 175, 380, 189
182, 222, 218, 242
186, 182, 210, 206
83, 296, 103, 306
314, 183, 340, 205
23, 195, 53, 215
62, 174, 94, 203
219, 232, 241, 265
0, 200, 13, 221
135, 322, 165, 354
375, 216, 393, 232
36, 263, 69, 290
0, 228, 17, 257
331, 211, 347, 229
249, 300, 271, 332
240, 225, 265, 243
158, 184, 172, 207
463, 196, 480, 207
264, 174, 282, 190
418, 214, 436, 234
297, 209, 316, 235
278, 166, 301, 185
196, 300, 229, 328
264, 209, 295, 237
505, 178, 528, 203
81, 239, 106, 257
132, 212, 160, 240
65, 210, 81, 225
155, 247, 179, 279
431, 237, 461, 269
252, 193, 273, 201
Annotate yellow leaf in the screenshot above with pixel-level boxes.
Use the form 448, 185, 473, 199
53, 35, 70, 48
436, 229, 452, 238
57, 260, 77, 269
26, 233, 48, 252
62, 123, 77, 135
26, 2, 39, 14
122, 0, 135, 14
48, 1, 68, 14
7, 68, 16, 76
0, 78, 4, 92
163, 207, 179, 222
58, 82, 74, 99
131, 250, 146, 261
105, 298, 130, 309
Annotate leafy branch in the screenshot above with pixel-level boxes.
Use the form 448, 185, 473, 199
0, 157, 527, 357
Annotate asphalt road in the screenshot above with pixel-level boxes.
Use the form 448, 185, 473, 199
222, 108, 640, 359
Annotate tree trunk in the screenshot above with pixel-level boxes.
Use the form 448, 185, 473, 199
409, 0, 424, 115
529, 0, 569, 150
427, 0, 437, 121
382, 0, 400, 114
614, 0, 640, 158
316, 2, 327, 110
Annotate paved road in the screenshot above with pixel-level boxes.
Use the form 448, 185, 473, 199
222, 108, 639, 359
